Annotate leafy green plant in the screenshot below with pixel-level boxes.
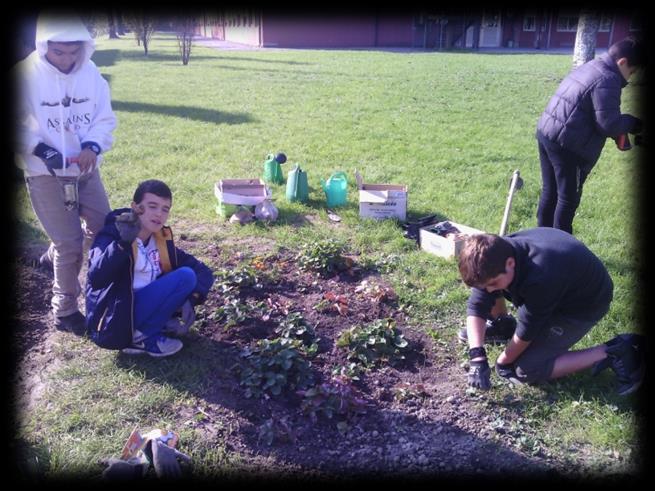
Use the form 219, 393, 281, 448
214, 266, 263, 296
297, 374, 368, 423
275, 312, 319, 350
237, 338, 315, 399
257, 416, 296, 446
336, 318, 409, 367
296, 239, 348, 277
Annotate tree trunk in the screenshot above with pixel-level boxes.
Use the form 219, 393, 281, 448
176, 17, 195, 65
572, 10, 600, 68
116, 9, 126, 35
107, 10, 119, 39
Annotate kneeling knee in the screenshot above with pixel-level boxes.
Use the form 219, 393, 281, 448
514, 362, 551, 384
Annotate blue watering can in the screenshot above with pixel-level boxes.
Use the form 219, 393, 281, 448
320, 171, 348, 208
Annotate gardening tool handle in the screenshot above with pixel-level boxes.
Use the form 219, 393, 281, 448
499, 169, 521, 236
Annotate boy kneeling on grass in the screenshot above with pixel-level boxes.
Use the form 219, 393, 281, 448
457, 227, 644, 396
86, 180, 214, 357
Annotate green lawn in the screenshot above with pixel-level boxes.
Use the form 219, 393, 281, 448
14, 33, 645, 478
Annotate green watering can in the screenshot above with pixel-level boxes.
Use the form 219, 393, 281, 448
286, 164, 309, 203
320, 171, 348, 208
262, 152, 287, 185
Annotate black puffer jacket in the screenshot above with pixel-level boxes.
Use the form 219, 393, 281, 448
536, 53, 641, 166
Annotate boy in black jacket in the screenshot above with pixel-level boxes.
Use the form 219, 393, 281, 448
536, 36, 645, 234
86, 180, 214, 357
458, 227, 644, 396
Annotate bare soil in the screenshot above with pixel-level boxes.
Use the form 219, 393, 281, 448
12, 233, 563, 481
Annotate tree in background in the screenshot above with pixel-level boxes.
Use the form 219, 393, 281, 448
107, 9, 119, 39
572, 10, 600, 68
126, 11, 155, 55
175, 16, 196, 65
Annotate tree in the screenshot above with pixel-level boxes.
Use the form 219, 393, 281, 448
126, 11, 155, 55
175, 16, 196, 65
107, 10, 119, 39
572, 10, 600, 68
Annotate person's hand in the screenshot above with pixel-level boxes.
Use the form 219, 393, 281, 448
468, 359, 491, 390
33, 142, 64, 176
151, 439, 191, 479
115, 211, 141, 245
181, 300, 196, 330
78, 147, 98, 174
163, 300, 196, 336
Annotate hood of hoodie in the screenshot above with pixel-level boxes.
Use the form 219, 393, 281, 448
35, 12, 95, 75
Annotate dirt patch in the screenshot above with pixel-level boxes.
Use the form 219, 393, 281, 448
12, 237, 557, 480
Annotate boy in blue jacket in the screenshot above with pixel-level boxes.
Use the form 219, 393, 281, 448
458, 228, 644, 396
536, 36, 645, 234
86, 179, 214, 357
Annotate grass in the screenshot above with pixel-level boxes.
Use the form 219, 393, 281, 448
13, 33, 645, 478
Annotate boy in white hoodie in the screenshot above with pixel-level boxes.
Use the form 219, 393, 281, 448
13, 12, 117, 335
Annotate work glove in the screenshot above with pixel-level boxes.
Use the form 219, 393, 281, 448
150, 438, 192, 479
495, 361, 521, 385
163, 300, 196, 336
467, 359, 491, 391
101, 457, 149, 480
33, 142, 64, 176
115, 211, 141, 246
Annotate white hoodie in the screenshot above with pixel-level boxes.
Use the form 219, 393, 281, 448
13, 12, 117, 177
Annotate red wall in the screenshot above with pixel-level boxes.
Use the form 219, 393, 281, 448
261, 15, 414, 48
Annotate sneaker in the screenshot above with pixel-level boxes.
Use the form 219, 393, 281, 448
593, 333, 645, 396
54, 311, 87, 336
457, 314, 516, 344
121, 335, 183, 358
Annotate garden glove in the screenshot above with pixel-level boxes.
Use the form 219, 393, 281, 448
33, 142, 64, 176
495, 361, 521, 385
150, 438, 191, 479
101, 457, 149, 480
115, 211, 141, 246
163, 300, 196, 336
467, 359, 491, 391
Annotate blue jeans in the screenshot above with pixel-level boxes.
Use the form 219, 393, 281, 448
133, 267, 197, 343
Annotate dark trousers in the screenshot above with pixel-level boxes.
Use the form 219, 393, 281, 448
536, 135, 592, 235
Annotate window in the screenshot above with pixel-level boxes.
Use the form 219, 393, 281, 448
523, 15, 536, 31
557, 14, 579, 32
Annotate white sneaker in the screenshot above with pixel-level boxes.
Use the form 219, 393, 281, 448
121, 335, 183, 358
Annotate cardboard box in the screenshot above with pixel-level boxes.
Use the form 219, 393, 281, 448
419, 221, 484, 259
355, 170, 407, 221
214, 179, 271, 218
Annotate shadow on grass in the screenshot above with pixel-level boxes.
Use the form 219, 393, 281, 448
94, 49, 219, 66
112, 100, 255, 125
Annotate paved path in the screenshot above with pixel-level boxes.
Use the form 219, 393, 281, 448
193, 36, 583, 55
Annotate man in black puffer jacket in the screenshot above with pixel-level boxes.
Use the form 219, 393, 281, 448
536, 36, 645, 235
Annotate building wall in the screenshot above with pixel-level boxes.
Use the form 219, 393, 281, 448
261, 15, 377, 48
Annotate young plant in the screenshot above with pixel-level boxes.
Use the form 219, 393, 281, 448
238, 338, 315, 399
297, 374, 369, 423
336, 318, 409, 367
275, 312, 319, 350
296, 239, 348, 277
